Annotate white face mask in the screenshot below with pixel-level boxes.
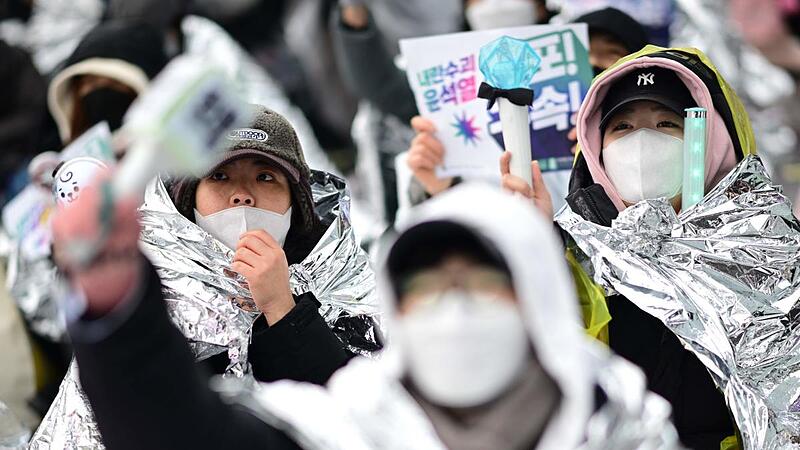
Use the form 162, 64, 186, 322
194, 206, 292, 251
397, 291, 529, 408
603, 128, 684, 204
465, 0, 538, 30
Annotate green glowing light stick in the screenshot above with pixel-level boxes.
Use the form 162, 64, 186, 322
682, 107, 707, 210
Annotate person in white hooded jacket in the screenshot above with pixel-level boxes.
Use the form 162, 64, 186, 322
50, 180, 682, 450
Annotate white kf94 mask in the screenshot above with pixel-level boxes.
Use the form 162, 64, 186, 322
397, 291, 529, 408
465, 0, 538, 30
602, 128, 684, 204
194, 206, 292, 251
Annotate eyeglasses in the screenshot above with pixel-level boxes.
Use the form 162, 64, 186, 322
400, 266, 513, 299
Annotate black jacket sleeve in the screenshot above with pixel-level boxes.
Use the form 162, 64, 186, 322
330, 8, 419, 123
248, 292, 353, 385
70, 258, 302, 450
607, 294, 734, 449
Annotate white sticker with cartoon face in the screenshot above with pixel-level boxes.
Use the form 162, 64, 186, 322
52, 157, 108, 207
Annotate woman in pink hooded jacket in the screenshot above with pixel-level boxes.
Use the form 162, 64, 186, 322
502, 48, 754, 450
408, 45, 755, 449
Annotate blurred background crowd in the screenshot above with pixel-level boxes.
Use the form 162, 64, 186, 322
1, 0, 800, 439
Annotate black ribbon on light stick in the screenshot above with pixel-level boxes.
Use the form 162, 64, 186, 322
477, 82, 534, 109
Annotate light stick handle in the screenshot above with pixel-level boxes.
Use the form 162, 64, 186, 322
681, 107, 707, 210
498, 97, 533, 187
111, 141, 159, 200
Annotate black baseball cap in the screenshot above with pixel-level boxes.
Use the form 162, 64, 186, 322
574, 7, 648, 54
600, 67, 696, 130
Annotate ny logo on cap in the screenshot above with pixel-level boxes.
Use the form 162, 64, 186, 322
637, 73, 655, 86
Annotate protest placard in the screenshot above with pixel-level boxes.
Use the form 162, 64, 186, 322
59, 121, 115, 163
400, 24, 592, 181
1, 122, 114, 258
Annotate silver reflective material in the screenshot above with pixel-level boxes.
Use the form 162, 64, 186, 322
28, 362, 99, 450
0, 400, 29, 450
30, 170, 381, 448
140, 170, 382, 363
291, 171, 383, 356
4, 247, 63, 342
556, 156, 800, 449
1, 190, 63, 342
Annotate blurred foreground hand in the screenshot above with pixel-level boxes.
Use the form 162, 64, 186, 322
52, 173, 142, 315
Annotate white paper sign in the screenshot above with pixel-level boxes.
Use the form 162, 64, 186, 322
1, 185, 54, 258
400, 24, 591, 183
59, 121, 115, 163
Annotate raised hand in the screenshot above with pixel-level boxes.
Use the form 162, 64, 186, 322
232, 229, 295, 325
500, 151, 554, 219
407, 116, 455, 196
52, 173, 143, 315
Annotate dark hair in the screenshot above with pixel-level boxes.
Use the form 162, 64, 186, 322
387, 220, 511, 300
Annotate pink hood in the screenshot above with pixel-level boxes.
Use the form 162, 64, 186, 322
576, 58, 739, 211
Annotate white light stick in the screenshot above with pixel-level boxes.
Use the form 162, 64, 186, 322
478, 36, 541, 188
497, 98, 533, 187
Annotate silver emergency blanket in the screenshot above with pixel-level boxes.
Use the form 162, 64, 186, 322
4, 247, 62, 342
0, 400, 29, 450
138, 177, 260, 375
1, 189, 64, 342
29, 170, 381, 449
555, 156, 800, 450
28, 362, 98, 450
289, 171, 383, 357
139, 169, 381, 365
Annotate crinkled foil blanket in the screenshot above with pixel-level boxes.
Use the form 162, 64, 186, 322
2, 210, 62, 342
4, 248, 62, 342
556, 156, 800, 450
29, 170, 382, 448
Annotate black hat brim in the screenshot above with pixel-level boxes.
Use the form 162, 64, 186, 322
599, 93, 687, 130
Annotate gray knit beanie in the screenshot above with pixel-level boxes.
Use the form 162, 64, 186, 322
170, 105, 317, 233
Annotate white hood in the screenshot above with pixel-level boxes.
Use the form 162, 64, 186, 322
47, 57, 149, 143
378, 183, 594, 449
